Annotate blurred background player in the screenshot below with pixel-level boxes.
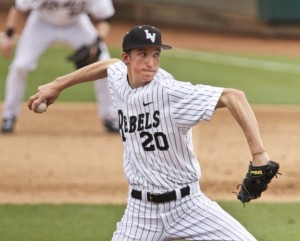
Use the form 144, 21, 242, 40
0, 0, 119, 133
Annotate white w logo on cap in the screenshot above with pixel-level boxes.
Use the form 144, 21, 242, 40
144, 30, 156, 43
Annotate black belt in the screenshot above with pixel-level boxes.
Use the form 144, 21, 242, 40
131, 186, 190, 203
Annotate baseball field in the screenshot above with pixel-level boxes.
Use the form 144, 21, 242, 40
1, 20, 300, 240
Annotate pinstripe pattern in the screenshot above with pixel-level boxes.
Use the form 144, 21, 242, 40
108, 61, 223, 192
107, 61, 257, 241
112, 183, 256, 241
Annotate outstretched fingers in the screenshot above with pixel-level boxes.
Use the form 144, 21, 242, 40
28, 93, 47, 112
28, 82, 60, 113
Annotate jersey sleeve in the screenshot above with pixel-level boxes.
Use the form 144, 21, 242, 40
165, 80, 223, 127
107, 61, 127, 108
107, 61, 126, 81
87, 0, 115, 20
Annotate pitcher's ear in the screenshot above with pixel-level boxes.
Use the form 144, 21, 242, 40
122, 52, 129, 64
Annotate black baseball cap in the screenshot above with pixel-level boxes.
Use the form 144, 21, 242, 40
122, 25, 172, 52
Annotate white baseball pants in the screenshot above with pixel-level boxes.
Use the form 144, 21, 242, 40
2, 12, 116, 121
111, 182, 257, 241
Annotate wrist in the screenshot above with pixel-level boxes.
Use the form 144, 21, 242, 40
53, 78, 64, 91
5, 27, 15, 38
53, 76, 71, 93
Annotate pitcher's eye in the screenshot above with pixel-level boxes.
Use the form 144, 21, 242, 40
154, 52, 160, 58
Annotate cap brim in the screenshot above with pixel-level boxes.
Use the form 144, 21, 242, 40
124, 44, 172, 52
161, 45, 172, 50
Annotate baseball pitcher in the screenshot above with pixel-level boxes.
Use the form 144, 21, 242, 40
28, 25, 280, 241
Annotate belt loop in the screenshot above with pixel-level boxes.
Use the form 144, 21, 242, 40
142, 190, 147, 202
175, 188, 181, 200
189, 181, 200, 194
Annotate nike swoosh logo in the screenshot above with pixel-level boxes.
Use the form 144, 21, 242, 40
143, 101, 153, 106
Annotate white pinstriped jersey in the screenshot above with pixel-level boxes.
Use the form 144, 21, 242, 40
107, 61, 223, 192
16, 0, 115, 26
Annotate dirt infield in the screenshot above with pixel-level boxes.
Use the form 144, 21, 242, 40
0, 104, 299, 203
1, 21, 300, 204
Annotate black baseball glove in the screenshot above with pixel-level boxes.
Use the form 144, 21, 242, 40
235, 160, 280, 204
67, 38, 101, 69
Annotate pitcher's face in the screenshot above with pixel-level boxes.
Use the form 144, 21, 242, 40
122, 46, 161, 88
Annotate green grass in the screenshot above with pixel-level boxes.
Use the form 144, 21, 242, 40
0, 204, 124, 241
1, 46, 300, 104
160, 51, 300, 104
0, 202, 299, 241
221, 202, 300, 241
0, 46, 95, 102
